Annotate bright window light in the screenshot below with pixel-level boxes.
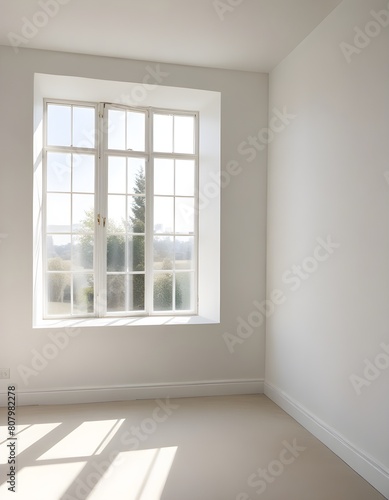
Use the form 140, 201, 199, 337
37, 420, 120, 460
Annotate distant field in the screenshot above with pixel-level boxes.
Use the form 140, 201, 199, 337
153, 260, 191, 270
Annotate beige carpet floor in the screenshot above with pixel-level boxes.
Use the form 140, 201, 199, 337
0, 394, 386, 500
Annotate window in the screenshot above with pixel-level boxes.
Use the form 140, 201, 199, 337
34, 73, 220, 327
43, 99, 198, 318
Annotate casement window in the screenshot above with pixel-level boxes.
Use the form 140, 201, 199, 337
43, 99, 198, 318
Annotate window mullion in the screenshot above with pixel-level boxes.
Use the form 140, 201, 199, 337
96, 103, 107, 317
145, 110, 153, 315
172, 159, 176, 312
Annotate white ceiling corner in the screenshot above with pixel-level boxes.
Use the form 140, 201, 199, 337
0, 0, 343, 72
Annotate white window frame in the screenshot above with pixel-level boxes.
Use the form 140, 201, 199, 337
42, 98, 199, 319
33, 73, 220, 328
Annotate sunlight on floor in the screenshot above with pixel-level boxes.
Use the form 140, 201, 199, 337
0, 462, 87, 499
0, 419, 177, 500
0, 446, 177, 500
0, 423, 62, 464
88, 446, 178, 500
38, 420, 120, 460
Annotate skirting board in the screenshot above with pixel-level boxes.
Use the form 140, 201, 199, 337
264, 381, 389, 499
1, 378, 264, 407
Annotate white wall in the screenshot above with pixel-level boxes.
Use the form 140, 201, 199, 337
266, 0, 389, 495
0, 46, 268, 403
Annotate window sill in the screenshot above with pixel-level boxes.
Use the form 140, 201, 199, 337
33, 315, 219, 329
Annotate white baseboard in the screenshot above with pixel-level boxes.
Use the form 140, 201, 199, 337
1, 378, 264, 407
264, 381, 389, 500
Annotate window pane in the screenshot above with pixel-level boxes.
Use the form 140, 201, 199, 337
153, 236, 174, 270
47, 237, 71, 315
47, 152, 71, 192
46, 193, 71, 232
128, 196, 145, 233
154, 196, 174, 233
73, 274, 94, 314
108, 195, 126, 233
154, 159, 174, 195
107, 274, 126, 312
73, 106, 95, 148
175, 160, 195, 196
153, 114, 173, 152
47, 248, 71, 271
153, 272, 173, 311
72, 194, 94, 230
129, 274, 145, 311
76, 207, 95, 234
107, 234, 125, 272
176, 272, 193, 310
72, 235, 93, 271
108, 109, 125, 150
127, 111, 145, 151
108, 156, 126, 194
73, 154, 95, 193
47, 273, 71, 315
175, 236, 194, 269
128, 159, 146, 195
47, 104, 71, 146
174, 115, 194, 154
128, 235, 145, 271
47, 235, 71, 262
175, 197, 194, 234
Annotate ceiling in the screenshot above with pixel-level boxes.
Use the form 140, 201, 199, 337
0, 0, 343, 72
